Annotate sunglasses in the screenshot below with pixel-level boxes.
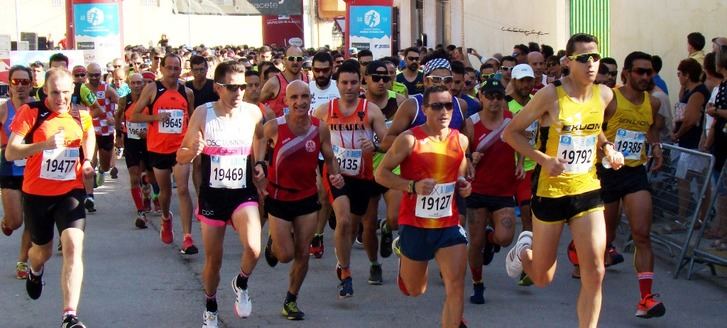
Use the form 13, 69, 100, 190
427, 102, 454, 111
312, 67, 331, 73
287, 56, 304, 62
10, 78, 31, 86
427, 76, 454, 84
407, 56, 420, 61
88, 73, 102, 78
465, 80, 475, 86
483, 92, 505, 101
568, 52, 602, 63
631, 68, 654, 76
370, 74, 392, 83
481, 73, 495, 79
335, 60, 344, 64
216, 82, 247, 92
74, 73, 86, 78
500, 66, 513, 72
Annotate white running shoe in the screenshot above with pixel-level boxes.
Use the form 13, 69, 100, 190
505, 231, 533, 278
231, 276, 252, 318
202, 310, 218, 328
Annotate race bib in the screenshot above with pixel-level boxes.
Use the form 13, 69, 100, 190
40, 147, 79, 181
332, 145, 362, 176
209, 154, 247, 189
525, 120, 539, 146
614, 128, 645, 160
126, 121, 148, 140
557, 135, 596, 174
158, 109, 184, 134
415, 182, 456, 219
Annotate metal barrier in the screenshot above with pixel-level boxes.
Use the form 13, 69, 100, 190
686, 161, 727, 279
646, 144, 714, 278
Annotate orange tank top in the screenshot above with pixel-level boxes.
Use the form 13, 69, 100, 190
325, 98, 374, 180
146, 81, 189, 154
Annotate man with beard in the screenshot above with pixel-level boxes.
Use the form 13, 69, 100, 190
260, 46, 309, 116
243, 71, 275, 122
396, 47, 425, 95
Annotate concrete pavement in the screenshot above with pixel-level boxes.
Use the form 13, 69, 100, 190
0, 165, 725, 327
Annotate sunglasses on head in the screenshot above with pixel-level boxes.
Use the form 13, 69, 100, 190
10, 78, 31, 86
287, 56, 304, 62
427, 102, 454, 111
631, 68, 654, 76
483, 92, 505, 101
216, 82, 247, 92
427, 76, 454, 84
370, 74, 391, 83
568, 52, 602, 63
407, 56, 420, 62
312, 67, 331, 73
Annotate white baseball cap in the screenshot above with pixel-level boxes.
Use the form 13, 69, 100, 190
512, 64, 535, 80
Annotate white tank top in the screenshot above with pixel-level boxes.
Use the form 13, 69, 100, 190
309, 80, 340, 114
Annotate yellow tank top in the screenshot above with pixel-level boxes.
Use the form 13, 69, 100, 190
604, 88, 652, 167
535, 83, 603, 198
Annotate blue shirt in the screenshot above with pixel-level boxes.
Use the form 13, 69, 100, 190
653, 74, 668, 95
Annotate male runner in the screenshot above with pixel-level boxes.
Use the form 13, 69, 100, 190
86, 63, 119, 188
185, 55, 219, 195
396, 47, 425, 95
260, 46, 309, 116
177, 61, 266, 327
6, 68, 96, 328
503, 34, 624, 328
375, 85, 471, 328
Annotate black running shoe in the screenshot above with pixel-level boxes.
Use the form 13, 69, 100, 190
482, 226, 500, 266
110, 166, 119, 179
61, 314, 86, 328
26, 269, 43, 300
337, 277, 353, 299
281, 300, 305, 320
264, 237, 278, 267
380, 221, 393, 258
84, 197, 96, 213
368, 264, 383, 285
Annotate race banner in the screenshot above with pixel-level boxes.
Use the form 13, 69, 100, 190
262, 15, 304, 48
174, 0, 303, 16
73, 1, 123, 66
348, 5, 392, 59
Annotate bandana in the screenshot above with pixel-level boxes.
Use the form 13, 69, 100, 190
423, 58, 451, 76
142, 72, 156, 80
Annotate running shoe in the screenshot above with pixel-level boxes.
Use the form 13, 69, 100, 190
482, 226, 500, 266
380, 220, 393, 258
264, 237, 278, 267
505, 231, 532, 279
16, 262, 28, 280
60, 314, 86, 328
96, 171, 106, 187
135, 211, 148, 229
160, 214, 174, 244
84, 197, 96, 213
26, 268, 43, 299
469, 282, 485, 304
605, 244, 625, 267
368, 264, 383, 285
309, 234, 324, 258
354, 228, 364, 249
231, 276, 252, 318
202, 311, 218, 328
392, 236, 401, 257
110, 166, 119, 179
636, 293, 666, 318
1, 220, 12, 236
180, 234, 199, 255
337, 277, 353, 299
518, 272, 534, 286
281, 300, 305, 320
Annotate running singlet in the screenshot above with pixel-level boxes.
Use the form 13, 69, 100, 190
123, 94, 148, 140
534, 83, 602, 198
10, 100, 93, 196
507, 96, 537, 172
309, 80, 340, 113
146, 81, 189, 154
326, 98, 374, 180
268, 72, 309, 117
372, 96, 400, 173
410, 94, 464, 130
399, 126, 464, 228
0, 100, 26, 175
90, 83, 116, 136
470, 111, 517, 196
396, 71, 424, 95
605, 89, 652, 167
267, 116, 321, 201
200, 102, 256, 191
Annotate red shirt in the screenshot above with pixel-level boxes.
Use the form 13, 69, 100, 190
267, 116, 321, 201
146, 81, 189, 154
266, 72, 308, 117
469, 111, 517, 196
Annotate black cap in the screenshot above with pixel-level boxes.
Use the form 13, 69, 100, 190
479, 78, 505, 94
365, 60, 388, 75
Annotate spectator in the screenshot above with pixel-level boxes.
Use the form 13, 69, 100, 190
652, 55, 669, 95
687, 32, 706, 66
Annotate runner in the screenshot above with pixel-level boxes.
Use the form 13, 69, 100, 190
375, 85, 471, 328
260, 46, 309, 116
243, 71, 276, 122
6, 68, 96, 328
464, 79, 518, 304
115, 72, 157, 228
0, 65, 33, 280
503, 34, 624, 328
396, 47, 425, 95
85, 63, 119, 189
130, 53, 198, 254
312, 59, 388, 298
176, 61, 266, 327
262, 80, 343, 320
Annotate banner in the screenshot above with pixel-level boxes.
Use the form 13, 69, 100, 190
348, 5, 392, 59
262, 15, 304, 48
175, 0, 303, 16
73, 1, 122, 66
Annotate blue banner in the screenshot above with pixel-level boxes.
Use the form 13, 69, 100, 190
74, 3, 120, 38
349, 5, 392, 59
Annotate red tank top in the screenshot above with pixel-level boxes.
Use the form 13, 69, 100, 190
147, 81, 189, 154
267, 72, 309, 117
91, 83, 115, 136
267, 116, 321, 201
399, 126, 464, 229
325, 98, 374, 180
470, 111, 517, 196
